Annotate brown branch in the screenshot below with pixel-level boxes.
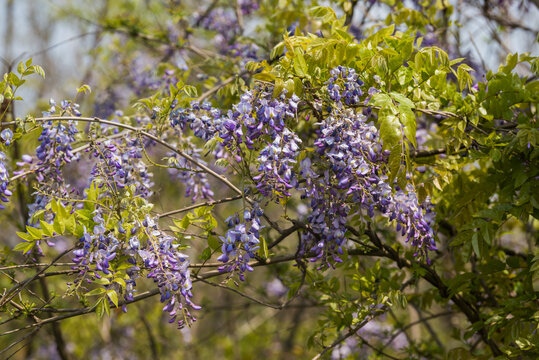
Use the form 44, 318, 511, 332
382, 310, 452, 348
358, 227, 503, 357
268, 223, 302, 249
0, 263, 75, 271
344, 0, 359, 26
196, 277, 289, 310
139, 310, 159, 359
312, 305, 389, 360
4, 116, 243, 196
157, 195, 242, 219
358, 335, 402, 360
0, 248, 74, 308
38, 277, 70, 360
0, 248, 374, 337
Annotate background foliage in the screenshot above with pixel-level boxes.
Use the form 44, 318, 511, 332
0, 0, 538, 359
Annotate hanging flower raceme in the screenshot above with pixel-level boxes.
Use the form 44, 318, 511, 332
297, 68, 437, 263
23, 118, 80, 220
138, 216, 199, 328
0, 152, 12, 209
253, 128, 302, 198
88, 138, 154, 199
217, 204, 263, 281
327, 66, 364, 106
72, 211, 119, 278
167, 146, 214, 202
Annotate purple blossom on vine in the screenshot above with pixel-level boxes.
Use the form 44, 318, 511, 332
139, 216, 199, 328
168, 146, 214, 202
217, 204, 263, 280
0, 152, 12, 209
1, 128, 13, 146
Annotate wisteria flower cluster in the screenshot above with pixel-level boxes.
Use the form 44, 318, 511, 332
72, 210, 119, 278
253, 127, 301, 197
138, 216, 199, 328
191, 0, 261, 64
170, 89, 299, 160
170, 75, 436, 270
0, 151, 12, 209
217, 205, 264, 280
88, 138, 154, 199
167, 146, 214, 202
327, 66, 364, 106
303, 103, 436, 262
24, 118, 80, 220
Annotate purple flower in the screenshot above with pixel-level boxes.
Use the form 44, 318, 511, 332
1, 129, 13, 146
0, 152, 12, 209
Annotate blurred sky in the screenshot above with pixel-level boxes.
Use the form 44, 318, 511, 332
0, 0, 538, 117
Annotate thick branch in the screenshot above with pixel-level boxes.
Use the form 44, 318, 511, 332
357, 227, 503, 357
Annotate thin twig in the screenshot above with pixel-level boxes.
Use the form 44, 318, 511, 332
157, 195, 242, 218
0, 248, 74, 308
312, 305, 389, 360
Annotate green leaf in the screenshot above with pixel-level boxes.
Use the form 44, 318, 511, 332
472, 232, 481, 258
179, 215, 190, 230
96, 299, 105, 319
50, 199, 58, 214
396, 165, 407, 190
501, 53, 518, 74
93, 278, 111, 285
87, 182, 98, 203
33, 65, 45, 78
457, 65, 472, 90
390, 92, 414, 108
65, 216, 77, 234
13, 241, 35, 253
480, 224, 493, 245
17, 231, 34, 242
8, 72, 21, 87
40, 220, 55, 237
208, 235, 220, 250
270, 42, 285, 61
17, 61, 25, 74
514, 171, 527, 188
77, 84, 91, 94
309, 6, 337, 23
259, 236, 268, 259
478, 260, 506, 274
183, 85, 198, 98
273, 78, 284, 98
379, 105, 402, 150
451, 230, 473, 247
490, 148, 501, 162
107, 290, 119, 308
388, 144, 402, 184
515, 338, 533, 350
370, 93, 392, 107
27, 226, 43, 240
293, 48, 308, 77
113, 278, 127, 288
58, 202, 68, 220
284, 79, 295, 95
53, 216, 66, 234
85, 288, 107, 296
398, 105, 417, 148
200, 247, 212, 261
